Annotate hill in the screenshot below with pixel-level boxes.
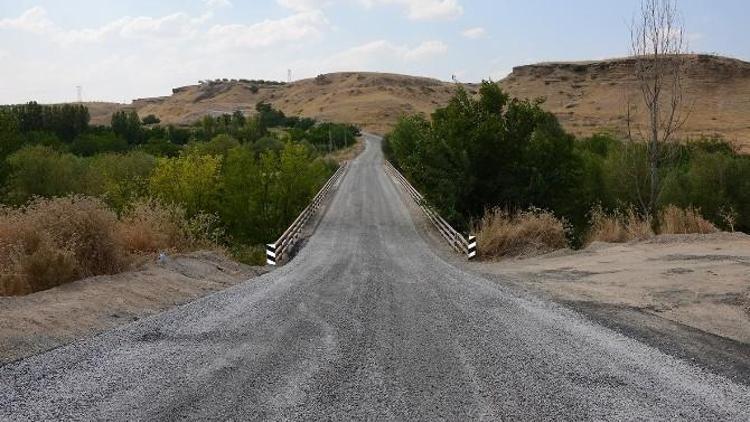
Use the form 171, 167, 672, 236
101, 73, 463, 135
499, 55, 750, 151
85, 55, 750, 150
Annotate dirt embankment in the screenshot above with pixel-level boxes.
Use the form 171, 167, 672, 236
405, 190, 750, 383
0, 251, 268, 365
468, 232, 750, 384
475, 232, 750, 344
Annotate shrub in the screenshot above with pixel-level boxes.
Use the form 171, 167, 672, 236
0, 196, 128, 295
658, 205, 718, 234
149, 151, 223, 217
473, 207, 569, 259
140, 138, 181, 157
82, 151, 156, 211
117, 198, 223, 254
116, 198, 190, 254
142, 114, 161, 125
69, 132, 128, 156
5, 145, 84, 203
586, 205, 654, 244
189, 134, 240, 157
229, 244, 266, 266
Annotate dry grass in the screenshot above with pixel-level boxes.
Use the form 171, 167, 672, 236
474, 207, 569, 259
0, 196, 128, 296
1, 196, 221, 296
117, 198, 191, 254
586, 205, 717, 245
659, 205, 718, 235
586, 206, 654, 244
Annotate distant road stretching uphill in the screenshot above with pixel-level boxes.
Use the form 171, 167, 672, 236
1, 135, 749, 420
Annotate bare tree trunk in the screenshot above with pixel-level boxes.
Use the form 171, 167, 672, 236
629, 0, 690, 218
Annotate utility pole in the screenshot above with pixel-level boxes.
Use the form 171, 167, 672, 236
76, 85, 83, 103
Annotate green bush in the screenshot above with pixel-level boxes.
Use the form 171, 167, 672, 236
387, 82, 583, 230
190, 134, 240, 157
5, 146, 84, 202
149, 150, 223, 217
70, 132, 128, 156
141, 114, 161, 125
82, 151, 156, 211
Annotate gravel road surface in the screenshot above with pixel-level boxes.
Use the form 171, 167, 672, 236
1, 134, 749, 421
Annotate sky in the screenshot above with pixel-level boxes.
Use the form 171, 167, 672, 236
1, 0, 748, 104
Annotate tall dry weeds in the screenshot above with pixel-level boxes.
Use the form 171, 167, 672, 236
659, 205, 718, 235
117, 198, 190, 254
473, 207, 568, 259
0, 196, 128, 295
1, 196, 223, 296
586, 205, 655, 245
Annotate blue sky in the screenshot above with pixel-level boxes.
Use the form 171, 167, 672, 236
1, 0, 748, 104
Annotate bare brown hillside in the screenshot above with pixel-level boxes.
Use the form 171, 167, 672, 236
93, 73, 462, 135
87, 55, 750, 150
500, 55, 750, 151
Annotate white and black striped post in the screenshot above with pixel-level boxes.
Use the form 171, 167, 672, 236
467, 235, 477, 260
266, 243, 277, 266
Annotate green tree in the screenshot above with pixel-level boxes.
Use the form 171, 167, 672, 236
149, 151, 223, 216
82, 151, 157, 211
111, 110, 143, 144
189, 134, 240, 157
141, 114, 161, 125
5, 145, 84, 202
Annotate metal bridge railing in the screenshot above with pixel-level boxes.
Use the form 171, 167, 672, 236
266, 162, 349, 266
384, 160, 476, 260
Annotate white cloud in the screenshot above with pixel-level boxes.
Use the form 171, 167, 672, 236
0, 6, 54, 34
324, 39, 447, 69
276, 0, 462, 20
0, 6, 334, 103
204, 0, 232, 7
207, 11, 328, 49
462, 27, 486, 39
359, 0, 463, 20
277, 0, 331, 11
0, 6, 328, 48
404, 40, 448, 60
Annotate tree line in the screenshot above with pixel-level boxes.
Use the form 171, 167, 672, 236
0, 101, 360, 263
384, 82, 750, 244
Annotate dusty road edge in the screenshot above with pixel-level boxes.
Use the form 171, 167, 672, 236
395, 174, 750, 386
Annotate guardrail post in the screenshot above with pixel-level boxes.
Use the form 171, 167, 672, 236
467, 235, 477, 260
266, 244, 277, 266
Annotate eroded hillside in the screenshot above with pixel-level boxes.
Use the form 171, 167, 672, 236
500, 55, 750, 151
87, 55, 750, 150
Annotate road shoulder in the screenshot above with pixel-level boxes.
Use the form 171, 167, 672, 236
0, 251, 268, 366
395, 182, 750, 385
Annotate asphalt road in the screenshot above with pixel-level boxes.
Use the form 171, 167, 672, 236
2, 134, 749, 421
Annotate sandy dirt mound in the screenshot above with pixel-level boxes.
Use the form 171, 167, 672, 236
475, 232, 750, 344
0, 251, 268, 365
